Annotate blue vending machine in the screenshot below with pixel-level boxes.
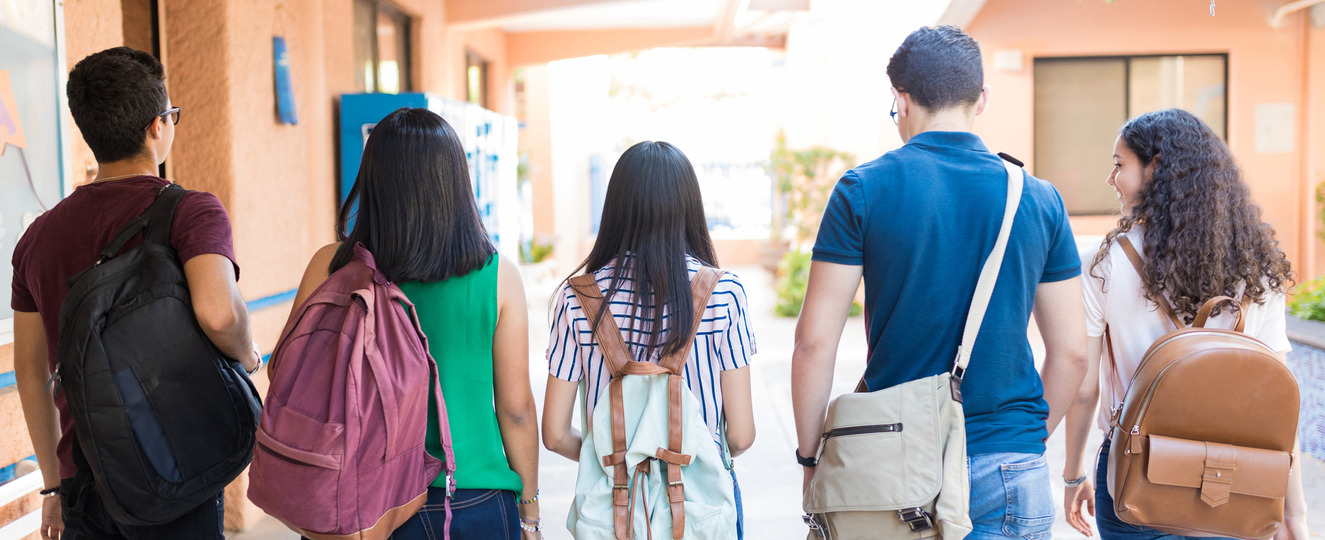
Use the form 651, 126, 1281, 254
339, 93, 519, 256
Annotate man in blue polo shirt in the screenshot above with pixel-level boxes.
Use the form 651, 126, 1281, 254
791, 25, 1087, 538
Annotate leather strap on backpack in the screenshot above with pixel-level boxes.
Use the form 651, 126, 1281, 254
567, 266, 723, 540
1116, 236, 1185, 330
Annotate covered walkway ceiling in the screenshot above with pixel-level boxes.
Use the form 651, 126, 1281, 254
448, 0, 809, 65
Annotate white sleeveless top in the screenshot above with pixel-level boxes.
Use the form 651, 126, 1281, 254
1080, 228, 1290, 432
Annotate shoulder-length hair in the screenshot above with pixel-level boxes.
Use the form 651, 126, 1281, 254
1090, 108, 1292, 323
331, 107, 495, 281
568, 141, 718, 358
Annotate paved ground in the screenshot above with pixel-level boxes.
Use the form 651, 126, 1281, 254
233, 264, 1325, 539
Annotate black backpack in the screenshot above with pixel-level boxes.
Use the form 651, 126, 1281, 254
56, 183, 262, 525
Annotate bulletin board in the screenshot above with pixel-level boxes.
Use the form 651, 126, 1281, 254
0, 0, 68, 343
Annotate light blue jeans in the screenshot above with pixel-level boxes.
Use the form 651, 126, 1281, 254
967, 452, 1056, 540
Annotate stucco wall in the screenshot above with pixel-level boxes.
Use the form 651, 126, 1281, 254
965, 0, 1319, 278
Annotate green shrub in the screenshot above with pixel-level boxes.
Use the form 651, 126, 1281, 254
774, 250, 862, 317
1289, 276, 1325, 322
519, 235, 555, 264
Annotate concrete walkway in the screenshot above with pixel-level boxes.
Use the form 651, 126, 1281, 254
232, 264, 1325, 539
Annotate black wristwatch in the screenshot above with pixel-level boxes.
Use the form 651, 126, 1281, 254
795, 448, 818, 468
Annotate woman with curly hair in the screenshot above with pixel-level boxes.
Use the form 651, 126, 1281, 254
1060, 109, 1308, 539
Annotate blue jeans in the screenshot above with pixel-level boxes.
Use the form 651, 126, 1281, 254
967, 452, 1055, 540
386, 488, 520, 540
1094, 440, 1236, 540
60, 475, 224, 540
731, 466, 744, 540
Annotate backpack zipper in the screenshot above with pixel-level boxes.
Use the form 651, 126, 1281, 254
1124, 331, 1276, 453
822, 423, 902, 439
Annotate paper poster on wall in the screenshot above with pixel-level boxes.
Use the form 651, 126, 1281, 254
0, 0, 66, 336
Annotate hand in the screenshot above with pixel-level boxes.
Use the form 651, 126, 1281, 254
1064, 478, 1095, 537
1273, 516, 1308, 540
41, 495, 64, 540
518, 500, 541, 540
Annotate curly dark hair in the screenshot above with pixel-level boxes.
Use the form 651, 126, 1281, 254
1090, 109, 1293, 324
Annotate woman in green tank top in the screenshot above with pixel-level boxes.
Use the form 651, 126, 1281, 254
290, 108, 542, 539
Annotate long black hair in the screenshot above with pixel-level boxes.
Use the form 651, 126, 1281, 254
569, 141, 718, 358
1090, 109, 1292, 322
331, 107, 495, 281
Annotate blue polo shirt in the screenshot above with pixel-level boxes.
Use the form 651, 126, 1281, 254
812, 131, 1081, 456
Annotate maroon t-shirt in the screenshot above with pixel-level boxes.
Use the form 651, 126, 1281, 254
10, 175, 239, 479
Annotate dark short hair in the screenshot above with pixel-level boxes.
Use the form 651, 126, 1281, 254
331, 107, 496, 282
66, 47, 169, 163
886, 26, 984, 111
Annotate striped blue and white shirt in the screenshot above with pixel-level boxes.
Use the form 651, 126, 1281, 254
546, 257, 757, 442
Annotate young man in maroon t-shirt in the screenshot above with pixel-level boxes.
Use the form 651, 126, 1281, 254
11, 47, 261, 540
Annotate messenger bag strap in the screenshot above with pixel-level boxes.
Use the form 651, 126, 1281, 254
1116, 236, 1185, 330
947, 158, 1025, 400
854, 157, 1024, 394
569, 274, 632, 378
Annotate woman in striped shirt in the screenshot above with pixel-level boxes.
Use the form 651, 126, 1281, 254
542, 141, 757, 538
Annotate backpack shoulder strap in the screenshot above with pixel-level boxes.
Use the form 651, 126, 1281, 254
1116, 236, 1185, 330
658, 266, 723, 376
142, 183, 186, 246
569, 274, 631, 378
88, 183, 185, 271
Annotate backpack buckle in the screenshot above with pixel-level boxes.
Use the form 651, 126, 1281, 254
897, 507, 933, 532
802, 514, 821, 530
445, 473, 456, 498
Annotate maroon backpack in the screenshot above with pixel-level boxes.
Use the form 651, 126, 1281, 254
249, 243, 455, 540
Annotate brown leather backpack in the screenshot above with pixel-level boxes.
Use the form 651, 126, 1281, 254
1105, 236, 1300, 539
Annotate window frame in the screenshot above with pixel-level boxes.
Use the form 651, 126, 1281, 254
1032, 53, 1229, 216
354, 0, 412, 94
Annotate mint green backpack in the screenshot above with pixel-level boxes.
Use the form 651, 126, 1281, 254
566, 267, 737, 540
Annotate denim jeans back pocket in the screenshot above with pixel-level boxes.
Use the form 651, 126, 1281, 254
1000, 455, 1054, 539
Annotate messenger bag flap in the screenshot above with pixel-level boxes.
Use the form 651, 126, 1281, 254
1146, 434, 1290, 502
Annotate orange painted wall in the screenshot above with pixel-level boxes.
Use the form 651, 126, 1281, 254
965, 0, 1320, 278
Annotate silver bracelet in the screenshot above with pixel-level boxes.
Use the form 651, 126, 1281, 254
1064, 472, 1088, 487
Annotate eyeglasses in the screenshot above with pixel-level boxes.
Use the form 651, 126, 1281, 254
890, 98, 898, 125
145, 107, 181, 130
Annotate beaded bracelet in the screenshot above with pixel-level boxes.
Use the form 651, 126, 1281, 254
1063, 472, 1088, 487
519, 517, 541, 533
518, 490, 539, 505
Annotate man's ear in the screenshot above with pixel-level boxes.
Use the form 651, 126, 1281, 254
145, 116, 163, 142
892, 87, 909, 120
973, 85, 991, 116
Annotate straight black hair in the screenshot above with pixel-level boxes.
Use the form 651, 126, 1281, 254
331, 107, 495, 282
569, 141, 718, 358
886, 25, 984, 111
66, 47, 170, 163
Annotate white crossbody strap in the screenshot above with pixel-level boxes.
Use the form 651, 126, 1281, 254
953, 158, 1024, 373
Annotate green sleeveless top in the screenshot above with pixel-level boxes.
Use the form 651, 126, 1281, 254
397, 257, 523, 492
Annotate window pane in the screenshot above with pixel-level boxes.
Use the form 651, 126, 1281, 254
353, 0, 376, 93
466, 51, 487, 107
376, 10, 402, 94
1034, 58, 1129, 215
1129, 55, 1226, 138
